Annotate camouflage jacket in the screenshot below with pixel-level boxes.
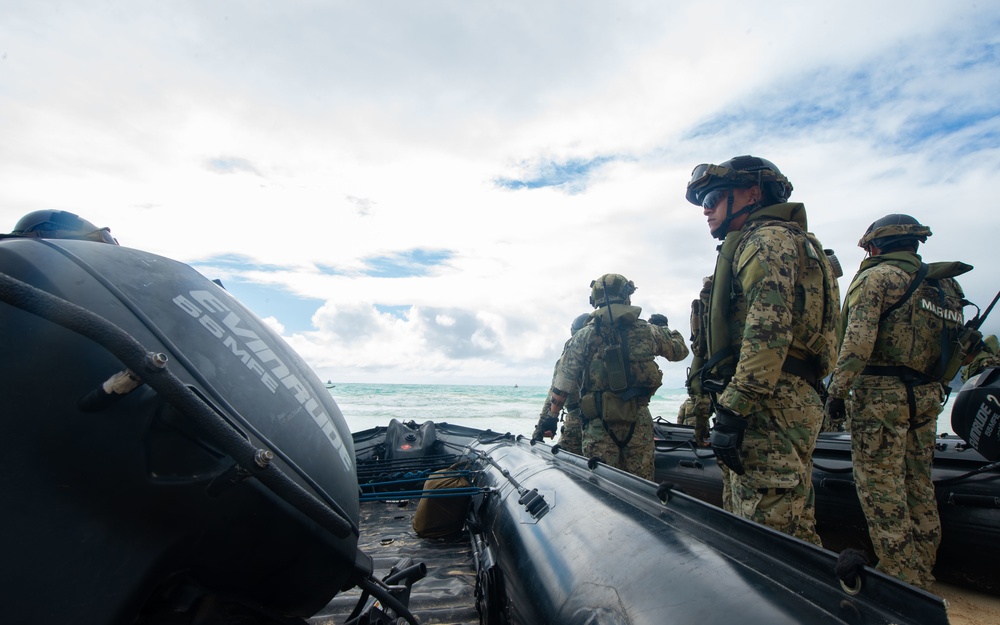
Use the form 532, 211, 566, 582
827, 252, 967, 398
551, 304, 688, 397
685, 276, 713, 396
708, 203, 841, 415
964, 335, 1000, 382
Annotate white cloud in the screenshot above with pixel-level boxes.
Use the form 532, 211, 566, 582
2, 1, 999, 387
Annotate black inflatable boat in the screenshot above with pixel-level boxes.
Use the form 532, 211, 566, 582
0, 236, 951, 624
653, 417, 1000, 594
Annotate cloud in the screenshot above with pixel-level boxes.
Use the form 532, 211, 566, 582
205, 156, 261, 176
2, 1, 1000, 389
494, 155, 620, 194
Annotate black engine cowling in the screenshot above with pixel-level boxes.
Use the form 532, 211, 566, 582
0, 237, 360, 624
953, 367, 1000, 461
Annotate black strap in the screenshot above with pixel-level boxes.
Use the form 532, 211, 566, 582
781, 355, 819, 385
701, 346, 736, 385
602, 419, 637, 465
861, 365, 934, 385
879, 263, 928, 323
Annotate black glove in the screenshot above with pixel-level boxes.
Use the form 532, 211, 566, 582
532, 415, 559, 442
824, 396, 846, 431
710, 405, 748, 475
649, 313, 669, 327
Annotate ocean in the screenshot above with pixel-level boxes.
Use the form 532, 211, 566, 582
327, 383, 963, 438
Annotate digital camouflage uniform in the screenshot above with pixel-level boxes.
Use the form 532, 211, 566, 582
962, 334, 1000, 383
705, 203, 839, 545
533, 314, 592, 454
680, 276, 714, 445
550, 287, 688, 481
827, 249, 970, 589
537, 362, 584, 454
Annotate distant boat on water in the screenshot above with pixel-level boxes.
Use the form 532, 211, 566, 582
325, 380, 336, 389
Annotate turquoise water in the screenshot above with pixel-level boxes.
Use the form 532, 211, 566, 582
330, 382, 689, 436
328, 382, 961, 438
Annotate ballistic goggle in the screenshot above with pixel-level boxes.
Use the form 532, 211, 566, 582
685, 162, 790, 207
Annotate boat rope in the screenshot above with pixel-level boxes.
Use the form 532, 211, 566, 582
358, 486, 490, 502
933, 460, 1000, 486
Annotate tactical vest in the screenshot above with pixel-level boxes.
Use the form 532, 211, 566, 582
686, 277, 712, 395
871, 262, 971, 380
705, 207, 841, 384
584, 317, 663, 400
578, 316, 663, 428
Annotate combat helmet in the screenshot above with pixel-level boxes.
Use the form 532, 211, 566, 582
685, 155, 793, 240
589, 273, 636, 308
858, 214, 931, 253
571, 312, 592, 335
10, 210, 117, 244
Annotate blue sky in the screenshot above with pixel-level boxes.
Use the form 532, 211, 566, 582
2, 1, 999, 387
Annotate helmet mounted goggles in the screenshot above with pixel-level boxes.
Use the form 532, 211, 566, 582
685, 157, 792, 207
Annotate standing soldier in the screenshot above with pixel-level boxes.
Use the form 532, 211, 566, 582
824, 214, 975, 589
680, 275, 730, 509
962, 334, 1000, 383
532, 312, 592, 454
684, 155, 841, 545
679, 275, 714, 446
545, 274, 688, 480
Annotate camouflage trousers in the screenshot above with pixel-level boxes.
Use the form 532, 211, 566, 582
678, 394, 713, 444
848, 376, 943, 590
582, 406, 654, 480
727, 375, 822, 546
559, 407, 584, 455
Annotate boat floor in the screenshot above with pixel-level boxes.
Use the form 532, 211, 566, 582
308, 499, 479, 625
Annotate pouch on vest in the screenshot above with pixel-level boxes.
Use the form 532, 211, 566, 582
604, 344, 629, 392
412, 464, 471, 538
941, 325, 983, 383
599, 392, 638, 424
580, 392, 600, 421
579, 391, 637, 423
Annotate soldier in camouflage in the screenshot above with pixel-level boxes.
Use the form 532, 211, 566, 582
532, 312, 592, 454
962, 334, 1000, 383
825, 214, 972, 590
677, 275, 730, 508
678, 276, 714, 446
545, 274, 688, 480
685, 156, 841, 545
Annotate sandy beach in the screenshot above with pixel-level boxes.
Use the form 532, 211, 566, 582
934, 582, 1000, 625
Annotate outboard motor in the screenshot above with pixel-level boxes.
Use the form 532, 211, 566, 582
0, 237, 363, 624
953, 367, 1000, 461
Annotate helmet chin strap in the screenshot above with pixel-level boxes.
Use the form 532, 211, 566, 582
710, 191, 759, 240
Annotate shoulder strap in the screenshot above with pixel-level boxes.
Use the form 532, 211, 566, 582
879, 262, 928, 323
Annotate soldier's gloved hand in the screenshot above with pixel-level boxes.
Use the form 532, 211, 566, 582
824, 396, 847, 431
649, 313, 669, 327
711, 405, 748, 475
531, 415, 559, 442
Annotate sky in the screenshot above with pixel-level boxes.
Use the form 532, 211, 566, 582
2, 1, 999, 388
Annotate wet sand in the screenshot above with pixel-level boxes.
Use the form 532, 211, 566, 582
933, 582, 1000, 625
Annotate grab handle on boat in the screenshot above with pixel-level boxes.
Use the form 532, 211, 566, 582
947, 492, 1000, 508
